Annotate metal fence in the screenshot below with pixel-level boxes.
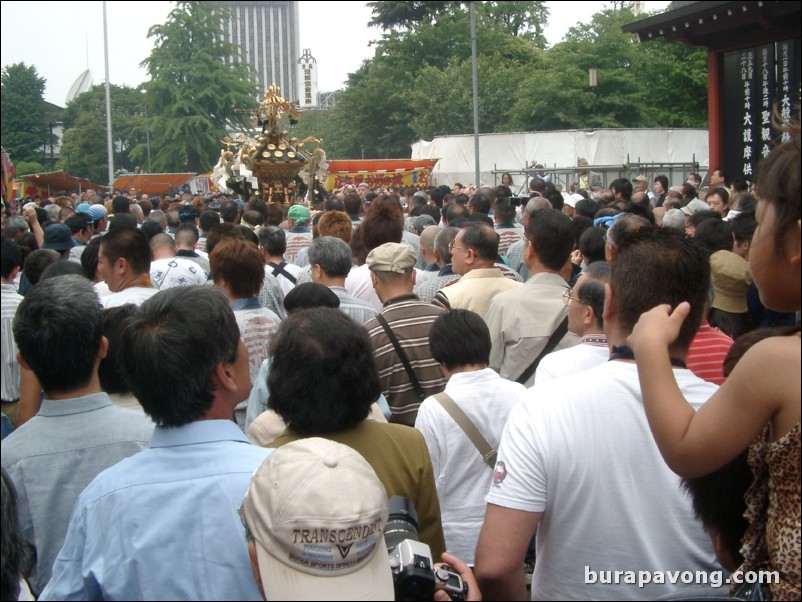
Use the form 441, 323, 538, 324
492, 156, 704, 193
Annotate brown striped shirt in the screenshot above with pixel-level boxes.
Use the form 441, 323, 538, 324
365, 294, 447, 426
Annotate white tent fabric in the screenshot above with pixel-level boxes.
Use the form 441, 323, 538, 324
410, 129, 709, 189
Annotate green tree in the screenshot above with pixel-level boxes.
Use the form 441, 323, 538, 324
369, 1, 549, 45
325, 3, 548, 158
1, 63, 48, 164
14, 161, 45, 177
474, 1, 549, 44
57, 84, 148, 183
635, 38, 708, 127
138, 1, 258, 173
408, 40, 542, 139
509, 7, 707, 131
288, 109, 336, 152
319, 3, 706, 159
367, 1, 456, 30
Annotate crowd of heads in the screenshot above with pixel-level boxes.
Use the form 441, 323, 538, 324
0, 114, 799, 601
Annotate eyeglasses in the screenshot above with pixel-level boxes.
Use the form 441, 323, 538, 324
448, 242, 468, 253
562, 288, 584, 306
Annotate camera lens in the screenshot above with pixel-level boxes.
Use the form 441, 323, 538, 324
384, 496, 420, 551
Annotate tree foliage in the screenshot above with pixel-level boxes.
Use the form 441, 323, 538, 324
369, 1, 549, 44
14, 161, 45, 177
368, 1, 456, 31
318, 2, 706, 159
139, 1, 259, 173
57, 84, 148, 183
1, 63, 48, 164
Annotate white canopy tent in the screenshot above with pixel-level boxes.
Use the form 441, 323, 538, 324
410, 128, 709, 191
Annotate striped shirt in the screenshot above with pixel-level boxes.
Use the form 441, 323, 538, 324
1, 283, 23, 402
365, 295, 447, 426
495, 224, 525, 256
505, 238, 530, 281
233, 303, 281, 431
293, 247, 310, 268
402, 230, 426, 269
415, 271, 460, 304
234, 306, 280, 384
686, 322, 733, 385
258, 272, 287, 320
330, 286, 378, 324
284, 228, 312, 265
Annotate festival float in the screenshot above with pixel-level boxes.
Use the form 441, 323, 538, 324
211, 84, 327, 206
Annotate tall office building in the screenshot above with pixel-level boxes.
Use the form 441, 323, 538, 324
220, 1, 300, 100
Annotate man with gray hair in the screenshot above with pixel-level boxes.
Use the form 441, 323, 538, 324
603, 213, 652, 262
535, 261, 612, 382
415, 227, 460, 303
309, 236, 377, 324
147, 209, 168, 233
4, 216, 30, 243
129, 203, 144, 224
1, 276, 153, 596
661, 207, 686, 233
44, 203, 61, 223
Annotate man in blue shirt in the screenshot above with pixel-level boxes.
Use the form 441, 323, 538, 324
42, 286, 271, 601
1, 276, 153, 596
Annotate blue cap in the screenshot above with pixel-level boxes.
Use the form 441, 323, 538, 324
87, 205, 107, 222
42, 223, 75, 251
593, 213, 622, 229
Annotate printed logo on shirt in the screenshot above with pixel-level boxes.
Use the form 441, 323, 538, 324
493, 461, 507, 485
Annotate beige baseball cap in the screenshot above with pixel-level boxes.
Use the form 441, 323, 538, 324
366, 243, 416, 273
710, 250, 752, 314
241, 438, 394, 601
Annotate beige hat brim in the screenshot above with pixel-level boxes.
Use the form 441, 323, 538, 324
711, 289, 749, 313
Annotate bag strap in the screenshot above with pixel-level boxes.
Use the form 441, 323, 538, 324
269, 261, 297, 284
376, 313, 427, 401
516, 316, 569, 384
433, 392, 497, 468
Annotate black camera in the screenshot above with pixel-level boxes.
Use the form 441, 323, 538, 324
385, 496, 467, 601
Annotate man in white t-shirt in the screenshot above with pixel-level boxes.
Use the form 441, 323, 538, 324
475, 228, 720, 600
149, 233, 207, 290
98, 227, 158, 308
536, 261, 611, 383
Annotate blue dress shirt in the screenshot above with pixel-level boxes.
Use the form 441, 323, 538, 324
41, 420, 272, 601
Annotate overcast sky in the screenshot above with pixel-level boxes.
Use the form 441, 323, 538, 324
1, 1, 669, 106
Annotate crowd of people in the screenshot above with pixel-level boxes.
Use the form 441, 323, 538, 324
0, 120, 799, 601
